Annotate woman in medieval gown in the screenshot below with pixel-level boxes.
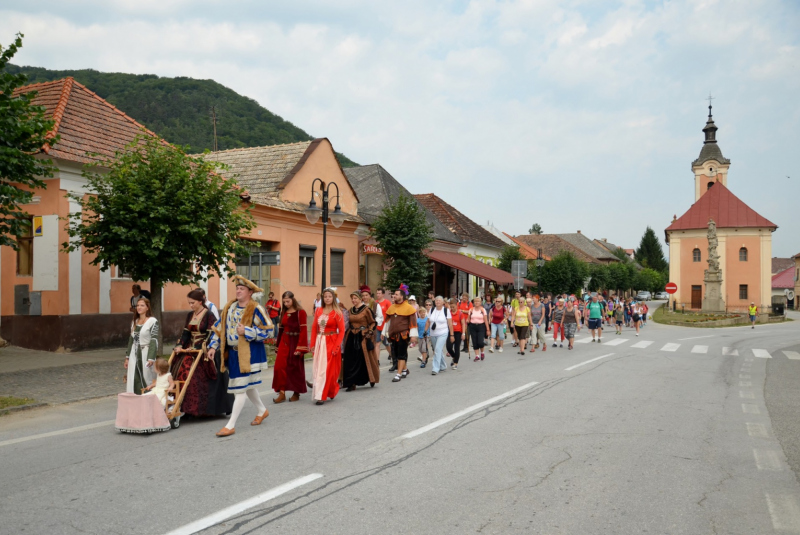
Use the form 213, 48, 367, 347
310, 288, 345, 405
171, 289, 234, 417
342, 290, 381, 390
272, 291, 309, 403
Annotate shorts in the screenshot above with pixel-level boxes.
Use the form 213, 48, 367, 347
616, 320, 623, 326
491, 323, 504, 339
515, 325, 529, 340
588, 318, 601, 330
418, 336, 429, 354
632, 314, 640, 322
564, 323, 577, 339
506, 319, 515, 333
749, 315, 756, 322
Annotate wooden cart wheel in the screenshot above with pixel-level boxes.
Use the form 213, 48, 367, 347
170, 416, 181, 429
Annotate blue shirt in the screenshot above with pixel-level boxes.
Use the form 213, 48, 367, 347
417, 317, 429, 337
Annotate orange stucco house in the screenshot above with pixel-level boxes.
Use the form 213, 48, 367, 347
665, 107, 777, 312
1, 77, 362, 350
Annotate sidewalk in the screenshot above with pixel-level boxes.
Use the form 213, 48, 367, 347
0, 345, 125, 407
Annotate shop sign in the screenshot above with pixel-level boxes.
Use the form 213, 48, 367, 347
363, 244, 383, 254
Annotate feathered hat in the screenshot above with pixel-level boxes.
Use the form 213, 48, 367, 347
398, 283, 410, 296
231, 274, 264, 295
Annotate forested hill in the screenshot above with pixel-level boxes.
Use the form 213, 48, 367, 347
8, 64, 358, 167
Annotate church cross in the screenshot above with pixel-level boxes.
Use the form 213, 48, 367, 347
707, 93, 714, 116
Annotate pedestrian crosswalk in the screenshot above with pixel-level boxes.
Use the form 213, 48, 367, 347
565, 336, 794, 359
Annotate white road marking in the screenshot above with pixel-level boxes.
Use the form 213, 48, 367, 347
400, 380, 540, 440
631, 340, 653, 348
740, 391, 755, 399
691, 345, 708, 354
754, 449, 783, 471
661, 343, 680, 352
575, 337, 594, 344
783, 351, 800, 360
0, 420, 115, 448
765, 493, 800, 533
746, 423, 768, 438
740, 381, 752, 387
753, 349, 772, 359
564, 354, 616, 372
722, 347, 739, 356
163, 473, 323, 535
600, 338, 628, 347
742, 403, 760, 414
678, 335, 715, 341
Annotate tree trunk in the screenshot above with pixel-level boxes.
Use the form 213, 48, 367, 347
150, 274, 164, 356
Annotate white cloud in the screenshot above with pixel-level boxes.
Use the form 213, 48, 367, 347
0, 0, 798, 255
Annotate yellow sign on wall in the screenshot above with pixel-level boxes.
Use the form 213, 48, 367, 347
33, 216, 43, 237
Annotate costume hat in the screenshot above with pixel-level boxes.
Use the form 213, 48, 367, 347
231, 274, 264, 294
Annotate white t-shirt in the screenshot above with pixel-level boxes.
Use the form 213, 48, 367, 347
428, 306, 450, 337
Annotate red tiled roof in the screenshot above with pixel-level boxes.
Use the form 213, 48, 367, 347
509, 234, 601, 264
425, 250, 536, 286
772, 267, 794, 289
502, 233, 552, 261
666, 182, 777, 234
772, 257, 795, 274
13, 77, 160, 164
414, 193, 506, 249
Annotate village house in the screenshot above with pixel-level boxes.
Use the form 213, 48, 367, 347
665, 107, 777, 312
1, 78, 359, 350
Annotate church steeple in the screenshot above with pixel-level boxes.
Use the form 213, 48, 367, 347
691, 100, 731, 202
703, 105, 718, 144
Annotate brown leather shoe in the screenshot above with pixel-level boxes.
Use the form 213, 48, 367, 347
216, 427, 235, 437
251, 409, 269, 426
289, 393, 300, 402
273, 392, 286, 404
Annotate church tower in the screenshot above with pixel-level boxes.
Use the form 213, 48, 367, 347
691, 104, 730, 201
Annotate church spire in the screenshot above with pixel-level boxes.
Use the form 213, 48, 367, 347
692, 99, 729, 167
703, 103, 718, 144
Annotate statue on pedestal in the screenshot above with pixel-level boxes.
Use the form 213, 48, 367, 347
702, 218, 726, 312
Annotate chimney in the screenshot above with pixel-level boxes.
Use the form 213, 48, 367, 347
602, 238, 607, 242
577, 230, 581, 234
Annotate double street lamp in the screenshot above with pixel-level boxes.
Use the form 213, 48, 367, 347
304, 178, 346, 292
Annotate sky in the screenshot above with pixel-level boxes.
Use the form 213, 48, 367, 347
1, 0, 798, 257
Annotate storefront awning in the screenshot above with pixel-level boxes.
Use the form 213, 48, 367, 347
425, 250, 536, 287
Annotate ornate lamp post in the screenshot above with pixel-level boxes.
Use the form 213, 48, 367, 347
304, 178, 346, 292
535, 248, 545, 289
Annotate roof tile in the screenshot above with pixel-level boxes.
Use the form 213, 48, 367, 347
666, 182, 777, 234
414, 193, 506, 249
772, 267, 794, 289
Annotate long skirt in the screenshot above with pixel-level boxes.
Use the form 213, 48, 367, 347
273, 335, 308, 394
126, 347, 154, 395
342, 332, 380, 387
312, 335, 340, 401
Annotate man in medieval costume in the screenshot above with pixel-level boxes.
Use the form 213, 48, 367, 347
386, 284, 418, 383
208, 275, 274, 437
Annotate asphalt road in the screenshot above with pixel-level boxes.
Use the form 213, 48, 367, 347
2, 304, 799, 534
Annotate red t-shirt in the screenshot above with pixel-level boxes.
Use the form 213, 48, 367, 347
457, 301, 473, 315
376, 299, 391, 331
266, 299, 280, 319
451, 310, 464, 333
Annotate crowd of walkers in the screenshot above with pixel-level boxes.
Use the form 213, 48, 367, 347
122, 276, 651, 437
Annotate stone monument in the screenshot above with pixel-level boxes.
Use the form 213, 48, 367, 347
702, 218, 726, 312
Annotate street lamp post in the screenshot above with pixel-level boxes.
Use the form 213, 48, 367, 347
535, 248, 545, 290
304, 178, 346, 293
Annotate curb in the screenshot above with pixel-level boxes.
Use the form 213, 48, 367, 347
0, 402, 48, 415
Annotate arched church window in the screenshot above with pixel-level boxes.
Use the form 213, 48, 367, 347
693, 248, 701, 262
707, 181, 714, 191
739, 247, 748, 261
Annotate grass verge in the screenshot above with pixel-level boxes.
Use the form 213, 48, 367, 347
0, 395, 36, 410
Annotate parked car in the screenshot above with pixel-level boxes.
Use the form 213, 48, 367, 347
636, 291, 652, 301
654, 292, 669, 300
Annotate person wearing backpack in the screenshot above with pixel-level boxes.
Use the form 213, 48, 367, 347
468, 296, 491, 361
488, 296, 508, 353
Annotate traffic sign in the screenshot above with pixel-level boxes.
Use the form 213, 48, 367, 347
665, 282, 678, 294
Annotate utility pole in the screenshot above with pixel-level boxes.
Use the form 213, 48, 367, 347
210, 105, 218, 152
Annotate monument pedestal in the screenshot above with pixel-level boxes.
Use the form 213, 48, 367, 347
702, 270, 725, 312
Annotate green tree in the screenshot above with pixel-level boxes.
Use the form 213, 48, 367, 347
635, 268, 665, 294
608, 261, 635, 295
635, 227, 669, 274
612, 247, 630, 262
371, 194, 434, 298
0, 34, 58, 248
587, 263, 610, 292
497, 244, 526, 272
539, 251, 588, 295
528, 223, 543, 235
63, 134, 255, 348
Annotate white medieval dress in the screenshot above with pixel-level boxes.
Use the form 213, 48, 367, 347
125, 317, 159, 394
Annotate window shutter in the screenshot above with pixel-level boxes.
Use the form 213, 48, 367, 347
330, 250, 345, 286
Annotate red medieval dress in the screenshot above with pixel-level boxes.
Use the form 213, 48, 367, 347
171, 308, 234, 416
272, 308, 309, 394
310, 308, 345, 402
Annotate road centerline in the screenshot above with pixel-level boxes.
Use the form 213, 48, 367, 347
399, 380, 540, 440
163, 473, 323, 535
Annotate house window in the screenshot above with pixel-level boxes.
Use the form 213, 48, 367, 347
114, 266, 132, 279
692, 248, 701, 262
16, 219, 33, 276
739, 247, 748, 261
739, 285, 748, 300
300, 245, 315, 285
330, 249, 345, 286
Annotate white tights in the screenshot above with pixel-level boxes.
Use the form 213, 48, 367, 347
224, 388, 267, 429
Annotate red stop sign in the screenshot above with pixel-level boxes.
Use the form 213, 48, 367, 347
665, 282, 678, 294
